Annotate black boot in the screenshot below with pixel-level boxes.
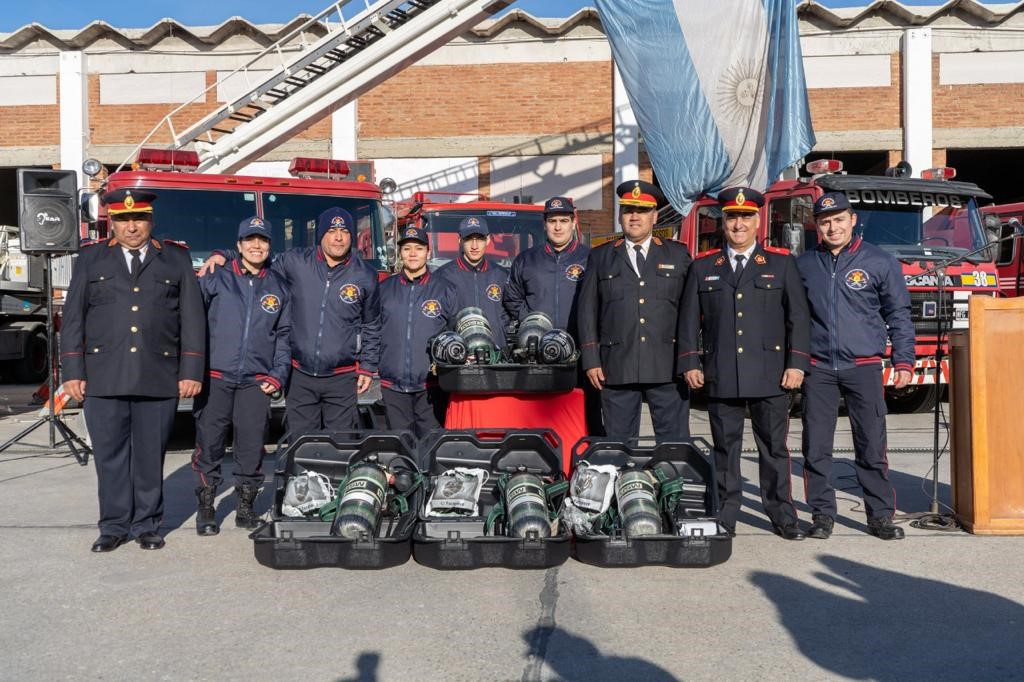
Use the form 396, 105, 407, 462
235, 485, 261, 530
195, 486, 219, 536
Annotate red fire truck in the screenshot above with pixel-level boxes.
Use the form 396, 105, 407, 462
393, 191, 549, 269
86, 149, 391, 275
669, 160, 999, 412
981, 202, 1024, 296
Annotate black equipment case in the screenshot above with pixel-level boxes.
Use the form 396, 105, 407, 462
433, 362, 577, 394
413, 429, 571, 570
569, 438, 732, 568
251, 431, 422, 570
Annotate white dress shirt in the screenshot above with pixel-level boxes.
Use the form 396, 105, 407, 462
626, 235, 653, 276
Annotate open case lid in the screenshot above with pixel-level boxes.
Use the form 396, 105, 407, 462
275, 430, 421, 481
570, 437, 719, 513
419, 429, 564, 479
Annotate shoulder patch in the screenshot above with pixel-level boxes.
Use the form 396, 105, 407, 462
163, 239, 190, 249
763, 246, 790, 256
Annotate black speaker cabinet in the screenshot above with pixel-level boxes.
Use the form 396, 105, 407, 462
17, 168, 79, 254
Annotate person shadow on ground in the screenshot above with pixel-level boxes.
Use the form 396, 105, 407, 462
751, 555, 1024, 680
524, 626, 678, 681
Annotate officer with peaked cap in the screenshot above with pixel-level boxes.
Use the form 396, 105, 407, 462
199, 206, 381, 434
61, 188, 206, 552
436, 216, 510, 349
577, 180, 691, 441
797, 191, 914, 541
679, 187, 810, 539
191, 215, 291, 536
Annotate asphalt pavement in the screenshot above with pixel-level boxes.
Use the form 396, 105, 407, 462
0, 383, 1021, 681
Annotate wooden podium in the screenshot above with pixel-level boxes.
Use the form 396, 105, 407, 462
949, 296, 1024, 534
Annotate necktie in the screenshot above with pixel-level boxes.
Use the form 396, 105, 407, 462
634, 244, 646, 275
734, 254, 746, 280
129, 249, 142, 277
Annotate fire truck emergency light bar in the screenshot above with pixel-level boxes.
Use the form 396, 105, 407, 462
288, 157, 351, 179
921, 167, 957, 181
135, 148, 201, 170
805, 159, 844, 175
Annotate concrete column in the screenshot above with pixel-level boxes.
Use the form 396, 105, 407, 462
613, 63, 639, 229
903, 28, 933, 178
59, 51, 88, 186
331, 100, 358, 161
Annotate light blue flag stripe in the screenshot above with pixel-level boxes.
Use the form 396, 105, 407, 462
596, 0, 816, 216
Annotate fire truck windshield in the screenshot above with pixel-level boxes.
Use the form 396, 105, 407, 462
855, 197, 992, 263
421, 209, 546, 268
143, 188, 387, 270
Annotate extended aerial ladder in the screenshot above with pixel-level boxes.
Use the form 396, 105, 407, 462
123, 0, 512, 175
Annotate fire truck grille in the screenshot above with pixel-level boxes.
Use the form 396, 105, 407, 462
909, 291, 955, 335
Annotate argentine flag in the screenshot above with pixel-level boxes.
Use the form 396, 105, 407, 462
596, 0, 816, 215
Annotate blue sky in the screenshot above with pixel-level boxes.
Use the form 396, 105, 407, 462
0, 0, 949, 32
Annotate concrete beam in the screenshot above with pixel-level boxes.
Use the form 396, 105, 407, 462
612, 63, 639, 203
811, 129, 903, 152
934, 127, 1024, 150
331, 101, 358, 161
0, 146, 60, 167
903, 28, 933, 177
59, 51, 88, 184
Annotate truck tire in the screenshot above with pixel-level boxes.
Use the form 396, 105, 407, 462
885, 384, 939, 414
12, 328, 48, 384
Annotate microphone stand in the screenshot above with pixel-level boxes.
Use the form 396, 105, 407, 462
907, 222, 1022, 527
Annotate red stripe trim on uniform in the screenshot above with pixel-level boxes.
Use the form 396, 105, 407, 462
331, 364, 358, 375
183, 352, 204, 358
291, 359, 300, 369
848, 237, 863, 253
191, 446, 209, 488
208, 370, 224, 379
456, 257, 469, 271
581, 341, 597, 348
893, 363, 914, 372
61, 351, 83, 356
810, 358, 818, 366
791, 350, 810, 358
677, 350, 698, 358
232, 260, 243, 276
854, 357, 881, 365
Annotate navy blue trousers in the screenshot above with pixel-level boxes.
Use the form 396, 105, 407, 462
707, 394, 798, 531
192, 379, 270, 488
600, 382, 690, 442
801, 364, 896, 521
84, 395, 177, 537
382, 387, 447, 438
285, 370, 359, 435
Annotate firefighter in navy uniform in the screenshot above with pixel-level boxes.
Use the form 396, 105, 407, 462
61, 189, 206, 552
435, 216, 509, 347
191, 216, 291, 536
199, 207, 381, 434
504, 196, 589, 335
679, 187, 810, 540
378, 226, 457, 436
797, 192, 914, 541
578, 180, 691, 441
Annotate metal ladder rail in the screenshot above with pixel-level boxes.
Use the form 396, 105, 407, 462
180, 0, 442, 146
193, 0, 512, 174
116, 0, 401, 170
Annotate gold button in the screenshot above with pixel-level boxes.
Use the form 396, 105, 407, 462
775, 345, 782, 351
92, 347, 99, 353
641, 336, 646, 342
607, 275, 613, 279
640, 318, 646, 324
133, 286, 140, 293
164, 351, 170, 356
130, 347, 137, 353
639, 281, 645, 287
130, 326, 138, 333
707, 286, 713, 291
165, 279, 171, 284
736, 293, 743, 300
639, 298, 645, 304
738, 347, 744, 353
737, 330, 743, 336
766, 284, 772, 288
737, 312, 743, 318
99, 276, 105, 280
131, 305, 139, 312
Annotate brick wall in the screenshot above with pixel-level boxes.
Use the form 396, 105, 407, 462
933, 56, 1024, 129
807, 53, 902, 131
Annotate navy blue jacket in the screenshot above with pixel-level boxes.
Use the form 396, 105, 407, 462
378, 270, 457, 392
796, 237, 915, 373
217, 246, 381, 377
199, 258, 291, 391
503, 237, 589, 335
61, 238, 206, 397
435, 255, 510, 347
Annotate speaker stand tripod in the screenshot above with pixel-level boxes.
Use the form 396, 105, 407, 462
0, 254, 90, 465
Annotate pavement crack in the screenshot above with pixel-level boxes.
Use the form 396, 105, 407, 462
521, 566, 560, 682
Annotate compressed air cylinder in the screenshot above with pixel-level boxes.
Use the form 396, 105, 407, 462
616, 469, 662, 536
333, 463, 388, 539
505, 472, 552, 539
